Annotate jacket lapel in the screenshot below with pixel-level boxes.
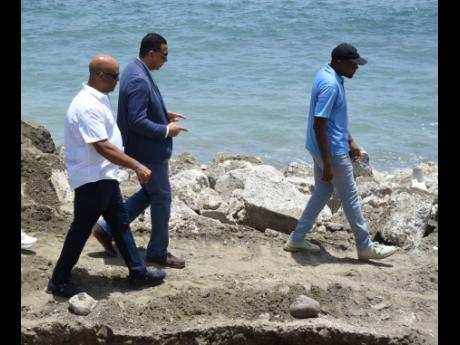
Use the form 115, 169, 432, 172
134, 59, 168, 120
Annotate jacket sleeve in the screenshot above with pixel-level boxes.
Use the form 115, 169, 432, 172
125, 78, 168, 139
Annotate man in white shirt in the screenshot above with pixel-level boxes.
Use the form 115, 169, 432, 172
48, 54, 166, 299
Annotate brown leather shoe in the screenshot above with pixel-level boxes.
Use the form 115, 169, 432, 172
91, 223, 117, 257
146, 252, 185, 269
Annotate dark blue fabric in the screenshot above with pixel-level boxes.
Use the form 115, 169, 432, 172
117, 59, 172, 164
102, 161, 171, 258
51, 179, 146, 285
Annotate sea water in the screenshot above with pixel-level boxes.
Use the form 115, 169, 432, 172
21, 0, 437, 172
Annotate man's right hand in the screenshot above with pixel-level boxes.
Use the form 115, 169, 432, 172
134, 164, 151, 184
167, 122, 188, 137
321, 161, 333, 182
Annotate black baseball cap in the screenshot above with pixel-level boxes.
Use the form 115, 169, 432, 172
331, 43, 367, 65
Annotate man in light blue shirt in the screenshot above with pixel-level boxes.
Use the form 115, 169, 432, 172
285, 43, 397, 260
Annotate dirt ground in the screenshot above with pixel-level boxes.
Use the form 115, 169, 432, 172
20, 120, 438, 344
21, 214, 438, 345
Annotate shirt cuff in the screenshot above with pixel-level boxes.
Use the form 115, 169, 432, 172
165, 126, 169, 138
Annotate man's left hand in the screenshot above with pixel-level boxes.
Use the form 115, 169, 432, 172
349, 141, 362, 162
167, 111, 186, 122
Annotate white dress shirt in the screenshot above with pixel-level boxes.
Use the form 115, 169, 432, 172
64, 83, 123, 190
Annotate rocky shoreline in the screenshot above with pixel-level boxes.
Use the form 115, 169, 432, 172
21, 118, 438, 345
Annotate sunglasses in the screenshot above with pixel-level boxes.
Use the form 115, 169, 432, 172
101, 71, 119, 80
150, 50, 168, 60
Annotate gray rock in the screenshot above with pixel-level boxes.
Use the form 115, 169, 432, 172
200, 208, 232, 223
281, 161, 314, 179
49, 169, 74, 214
285, 176, 315, 195
289, 295, 320, 318
170, 169, 211, 211
216, 165, 331, 233
197, 188, 226, 211
68, 292, 97, 316
212, 152, 263, 166
21, 119, 56, 153
352, 150, 373, 178
378, 188, 435, 248
264, 228, 280, 237
206, 153, 263, 188
169, 152, 201, 176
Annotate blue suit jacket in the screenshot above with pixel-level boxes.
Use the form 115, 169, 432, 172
117, 58, 172, 164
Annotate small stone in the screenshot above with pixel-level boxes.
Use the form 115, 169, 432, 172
68, 292, 97, 316
258, 313, 270, 321
316, 225, 327, 233
289, 295, 320, 318
278, 285, 290, 296
264, 228, 279, 237
326, 222, 344, 232
382, 313, 391, 320
371, 302, 388, 311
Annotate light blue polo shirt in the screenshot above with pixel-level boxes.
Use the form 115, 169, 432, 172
305, 64, 349, 156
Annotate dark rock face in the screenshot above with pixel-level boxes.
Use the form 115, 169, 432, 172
21, 118, 67, 233
21, 119, 56, 154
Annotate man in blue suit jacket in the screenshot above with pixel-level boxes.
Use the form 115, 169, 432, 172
92, 33, 188, 268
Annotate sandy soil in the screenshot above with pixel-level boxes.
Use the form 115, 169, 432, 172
21, 215, 438, 345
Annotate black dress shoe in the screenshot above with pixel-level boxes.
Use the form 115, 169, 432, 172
128, 268, 166, 289
47, 281, 86, 299
145, 252, 186, 269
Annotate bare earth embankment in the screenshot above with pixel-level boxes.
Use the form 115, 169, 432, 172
21, 119, 438, 345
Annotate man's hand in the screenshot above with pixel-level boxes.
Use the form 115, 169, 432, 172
167, 122, 188, 137
349, 141, 362, 162
134, 164, 151, 184
322, 160, 333, 182
167, 111, 186, 122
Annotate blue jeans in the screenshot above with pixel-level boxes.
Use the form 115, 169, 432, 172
99, 162, 171, 258
290, 154, 372, 251
51, 179, 146, 285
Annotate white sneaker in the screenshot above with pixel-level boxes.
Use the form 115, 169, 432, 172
21, 231, 37, 249
358, 243, 397, 260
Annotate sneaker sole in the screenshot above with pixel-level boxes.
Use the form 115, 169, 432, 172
358, 250, 397, 260
283, 245, 321, 253
21, 244, 35, 249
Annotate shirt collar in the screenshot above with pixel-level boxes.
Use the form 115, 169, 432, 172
325, 64, 344, 85
82, 82, 108, 100
136, 57, 150, 71
136, 57, 156, 84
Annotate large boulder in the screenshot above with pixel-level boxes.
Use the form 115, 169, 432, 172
377, 188, 435, 248
205, 153, 264, 188
169, 152, 201, 177
215, 165, 331, 233
330, 182, 436, 249
282, 161, 315, 195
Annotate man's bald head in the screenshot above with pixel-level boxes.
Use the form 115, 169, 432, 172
89, 54, 119, 80
87, 54, 120, 93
